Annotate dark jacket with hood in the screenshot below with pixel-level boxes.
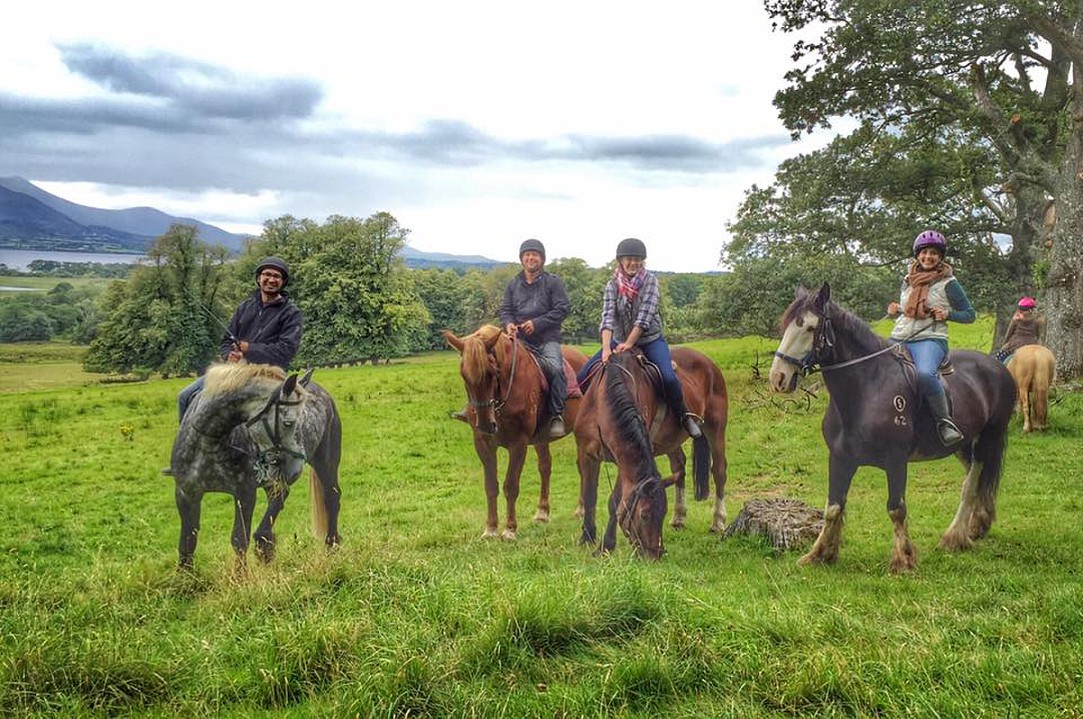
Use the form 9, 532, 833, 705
221, 290, 303, 369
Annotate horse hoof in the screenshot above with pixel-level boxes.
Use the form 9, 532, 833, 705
533, 510, 550, 523
481, 528, 499, 539
670, 520, 686, 531
500, 529, 518, 541
889, 558, 916, 574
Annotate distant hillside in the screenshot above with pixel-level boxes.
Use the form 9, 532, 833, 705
0, 176, 506, 270
0, 176, 246, 252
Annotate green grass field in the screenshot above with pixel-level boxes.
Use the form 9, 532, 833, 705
1, 320, 1081, 717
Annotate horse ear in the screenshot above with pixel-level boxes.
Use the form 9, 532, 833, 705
816, 283, 831, 309
282, 374, 298, 396
441, 329, 465, 352
483, 332, 502, 350
298, 367, 315, 387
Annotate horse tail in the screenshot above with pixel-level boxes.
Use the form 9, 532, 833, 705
310, 468, 329, 539
692, 435, 710, 501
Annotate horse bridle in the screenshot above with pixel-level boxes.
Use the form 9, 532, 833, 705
618, 475, 663, 552
774, 303, 837, 377
467, 336, 520, 417
244, 387, 307, 481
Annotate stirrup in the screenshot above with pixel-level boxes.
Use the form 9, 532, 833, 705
937, 420, 962, 447
549, 415, 566, 438
682, 413, 703, 439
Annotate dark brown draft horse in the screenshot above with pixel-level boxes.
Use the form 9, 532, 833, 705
170, 363, 342, 571
1007, 344, 1056, 433
769, 284, 1015, 573
442, 325, 587, 540
575, 346, 729, 556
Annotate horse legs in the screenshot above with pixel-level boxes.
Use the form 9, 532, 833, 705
254, 487, 289, 563
577, 450, 602, 546
940, 455, 980, 552
1018, 383, 1033, 433
599, 481, 622, 555
883, 460, 917, 573
312, 464, 343, 548
799, 453, 856, 567
667, 449, 687, 530
473, 435, 501, 539
1034, 385, 1049, 431
175, 486, 202, 571
533, 442, 553, 523
501, 441, 529, 540
231, 485, 258, 574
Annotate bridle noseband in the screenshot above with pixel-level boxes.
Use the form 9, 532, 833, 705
244, 388, 306, 483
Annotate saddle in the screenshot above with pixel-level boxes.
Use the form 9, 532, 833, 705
528, 352, 584, 399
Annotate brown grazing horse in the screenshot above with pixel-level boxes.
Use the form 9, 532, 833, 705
770, 284, 1015, 573
575, 346, 729, 557
1007, 344, 1056, 432
443, 325, 588, 540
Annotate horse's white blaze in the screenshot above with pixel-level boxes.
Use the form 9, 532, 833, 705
769, 311, 819, 393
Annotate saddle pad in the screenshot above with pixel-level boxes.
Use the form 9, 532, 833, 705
532, 354, 583, 399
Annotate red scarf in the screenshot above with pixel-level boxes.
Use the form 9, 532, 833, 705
903, 261, 953, 319
614, 266, 647, 301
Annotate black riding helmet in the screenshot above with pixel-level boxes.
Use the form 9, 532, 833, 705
616, 237, 647, 259
255, 256, 289, 288
519, 238, 546, 262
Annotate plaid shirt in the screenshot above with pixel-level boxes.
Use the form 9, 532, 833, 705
600, 270, 662, 344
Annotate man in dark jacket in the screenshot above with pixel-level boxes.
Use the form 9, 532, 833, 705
499, 238, 571, 436
175, 256, 303, 422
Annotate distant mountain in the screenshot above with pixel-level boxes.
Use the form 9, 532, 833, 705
0, 176, 506, 270
0, 176, 246, 252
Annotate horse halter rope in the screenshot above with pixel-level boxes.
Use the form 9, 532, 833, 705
467, 336, 520, 417
618, 475, 662, 553
244, 388, 306, 484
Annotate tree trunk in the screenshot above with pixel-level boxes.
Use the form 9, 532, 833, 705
1047, 72, 1083, 380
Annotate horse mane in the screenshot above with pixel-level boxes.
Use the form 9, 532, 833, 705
202, 362, 287, 397
460, 324, 503, 384
604, 353, 661, 481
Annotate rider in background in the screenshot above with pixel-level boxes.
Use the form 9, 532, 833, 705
886, 230, 975, 447
994, 296, 1044, 363
576, 237, 703, 439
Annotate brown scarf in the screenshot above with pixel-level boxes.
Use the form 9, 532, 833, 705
903, 261, 953, 319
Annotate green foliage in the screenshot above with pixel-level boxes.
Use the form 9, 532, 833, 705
0, 281, 103, 343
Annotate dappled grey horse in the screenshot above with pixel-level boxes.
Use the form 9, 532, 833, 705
170, 362, 342, 571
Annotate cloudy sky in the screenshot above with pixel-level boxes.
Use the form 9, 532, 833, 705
0, 2, 834, 273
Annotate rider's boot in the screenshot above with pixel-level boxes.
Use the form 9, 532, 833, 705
671, 397, 703, 439
549, 414, 566, 438
927, 392, 963, 446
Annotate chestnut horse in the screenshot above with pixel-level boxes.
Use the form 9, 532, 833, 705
442, 325, 587, 540
1007, 344, 1056, 432
769, 284, 1015, 573
575, 346, 729, 557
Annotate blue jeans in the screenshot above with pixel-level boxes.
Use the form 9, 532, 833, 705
527, 340, 566, 416
577, 337, 686, 407
177, 375, 205, 423
905, 339, 947, 399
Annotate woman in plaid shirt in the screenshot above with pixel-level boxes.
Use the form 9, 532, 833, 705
576, 238, 702, 438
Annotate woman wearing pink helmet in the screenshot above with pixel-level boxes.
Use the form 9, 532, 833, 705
995, 296, 1044, 363
886, 230, 976, 446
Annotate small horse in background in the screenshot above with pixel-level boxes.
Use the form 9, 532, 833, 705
170, 363, 342, 571
770, 284, 1015, 573
576, 347, 729, 556
442, 325, 588, 540
1007, 344, 1056, 432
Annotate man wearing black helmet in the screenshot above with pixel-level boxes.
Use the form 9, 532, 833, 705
174, 256, 303, 424
499, 238, 572, 437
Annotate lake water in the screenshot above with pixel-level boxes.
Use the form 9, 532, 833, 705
0, 249, 146, 272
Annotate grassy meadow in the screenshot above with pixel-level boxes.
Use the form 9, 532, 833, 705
1, 318, 1082, 717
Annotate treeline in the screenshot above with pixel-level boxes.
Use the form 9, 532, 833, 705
1, 214, 929, 374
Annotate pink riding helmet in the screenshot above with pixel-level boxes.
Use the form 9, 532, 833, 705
1018, 296, 1037, 310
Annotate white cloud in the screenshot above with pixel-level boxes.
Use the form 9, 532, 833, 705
0, 0, 836, 272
